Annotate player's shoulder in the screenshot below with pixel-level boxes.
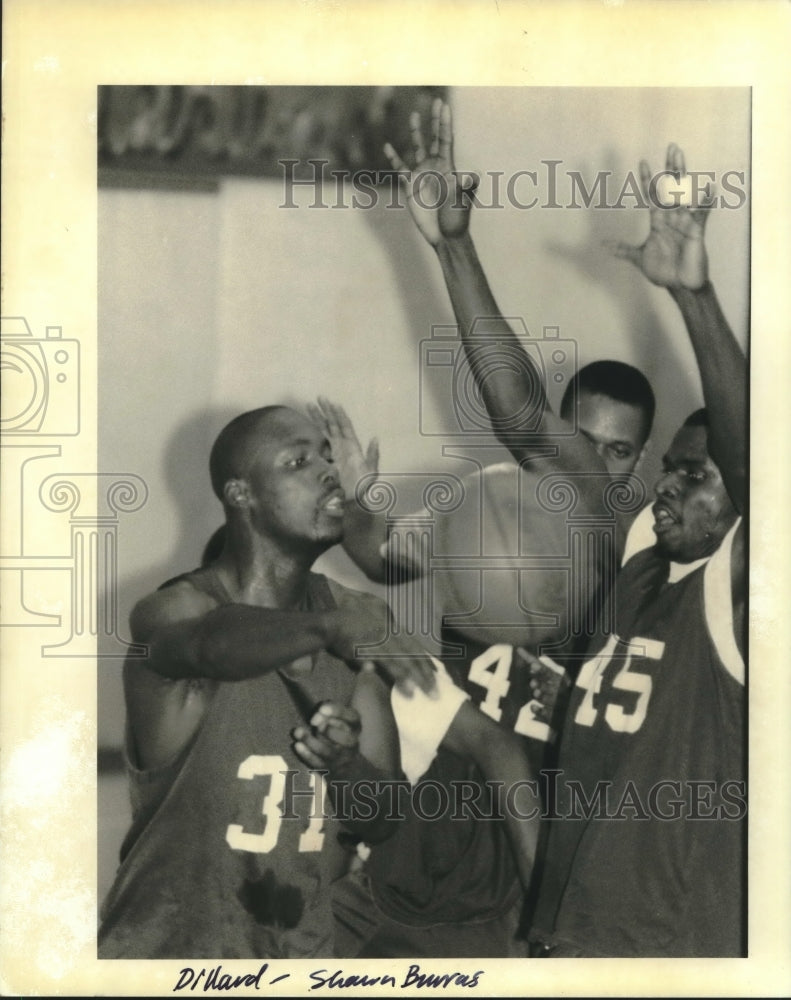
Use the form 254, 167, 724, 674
130, 570, 218, 642
621, 503, 657, 567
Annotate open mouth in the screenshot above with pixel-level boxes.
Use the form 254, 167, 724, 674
652, 503, 679, 533
321, 490, 346, 516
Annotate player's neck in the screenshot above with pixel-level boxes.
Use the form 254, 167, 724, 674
216, 525, 315, 609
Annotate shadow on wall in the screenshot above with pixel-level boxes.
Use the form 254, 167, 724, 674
99, 405, 236, 665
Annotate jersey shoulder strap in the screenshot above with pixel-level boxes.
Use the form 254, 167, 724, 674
157, 566, 231, 605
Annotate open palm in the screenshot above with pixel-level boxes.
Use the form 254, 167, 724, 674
307, 397, 378, 500
612, 144, 711, 290
384, 99, 477, 246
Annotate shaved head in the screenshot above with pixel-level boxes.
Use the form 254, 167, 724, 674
209, 405, 289, 500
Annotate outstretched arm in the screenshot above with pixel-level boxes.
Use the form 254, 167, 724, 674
385, 100, 600, 476
126, 582, 438, 770
611, 143, 746, 514
132, 581, 434, 690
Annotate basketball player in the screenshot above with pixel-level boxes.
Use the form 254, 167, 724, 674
382, 104, 744, 956
302, 109, 650, 959
97, 405, 439, 959
528, 144, 746, 957
315, 101, 657, 775
99, 404, 542, 959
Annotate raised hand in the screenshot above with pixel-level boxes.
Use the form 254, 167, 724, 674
292, 702, 361, 771
610, 143, 713, 290
384, 98, 478, 246
307, 397, 378, 501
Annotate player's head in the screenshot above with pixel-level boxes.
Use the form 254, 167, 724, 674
652, 408, 738, 562
209, 405, 345, 553
560, 360, 655, 477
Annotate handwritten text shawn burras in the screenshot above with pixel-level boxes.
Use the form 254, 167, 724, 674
173, 963, 484, 992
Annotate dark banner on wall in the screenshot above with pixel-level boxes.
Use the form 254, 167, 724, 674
98, 85, 447, 189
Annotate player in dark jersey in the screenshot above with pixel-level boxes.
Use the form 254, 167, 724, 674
99, 404, 540, 959
98, 405, 440, 959
529, 145, 746, 956
379, 105, 745, 955
309, 104, 656, 955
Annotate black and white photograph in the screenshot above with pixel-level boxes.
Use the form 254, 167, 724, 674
96, 81, 752, 964
2, 3, 790, 997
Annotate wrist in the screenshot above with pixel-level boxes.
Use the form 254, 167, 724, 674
669, 278, 713, 304
434, 230, 475, 262
326, 747, 364, 778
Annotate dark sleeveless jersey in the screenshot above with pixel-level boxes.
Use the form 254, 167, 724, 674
532, 522, 745, 956
440, 628, 572, 778
364, 743, 521, 929
362, 618, 584, 932
362, 634, 545, 931
98, 569, 356, 959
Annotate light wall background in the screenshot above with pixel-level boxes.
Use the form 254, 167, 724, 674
98, 86, 749, 897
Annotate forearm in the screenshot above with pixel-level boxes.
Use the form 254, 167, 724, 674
148, 604, 339, 681
435, 233, 549, 446
340, 502, 389, 583
444, 703, 539, 891
671, 282, 747, 512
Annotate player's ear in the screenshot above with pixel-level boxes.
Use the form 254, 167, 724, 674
223, 478, 251, 509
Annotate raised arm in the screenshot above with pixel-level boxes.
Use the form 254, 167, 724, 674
385, 100, 601, 476
612, 143, 746, 637
611, 144, 746, 514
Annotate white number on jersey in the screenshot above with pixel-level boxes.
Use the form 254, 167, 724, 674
467, 644, 513, 722
467, 643, 561, 742
574, 635, 664, 733
225, 754, 325, 854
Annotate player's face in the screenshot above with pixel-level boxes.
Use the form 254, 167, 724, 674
243, 409, 345, 550
652, 423, 737, 562
576, 390, 647, 478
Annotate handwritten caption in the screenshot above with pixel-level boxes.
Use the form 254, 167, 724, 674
174, 963, 484, 992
